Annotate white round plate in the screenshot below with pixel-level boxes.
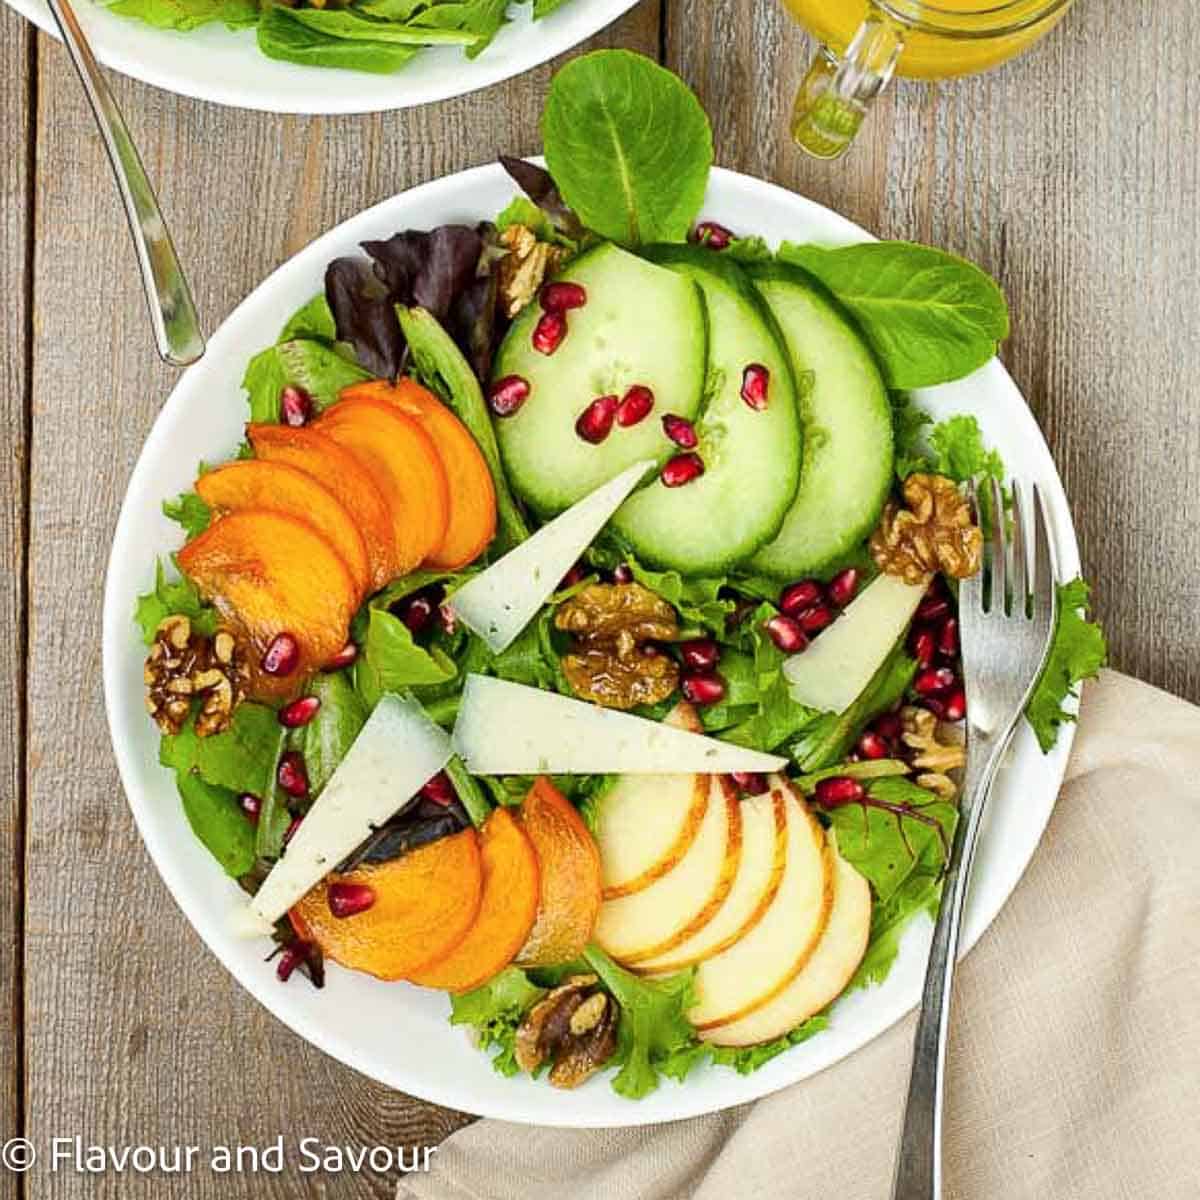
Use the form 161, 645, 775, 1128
103, 163, 1081, 1127
6, 0, 639, 113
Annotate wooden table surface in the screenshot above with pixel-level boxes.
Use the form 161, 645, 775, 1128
1, 0, 1197, 1195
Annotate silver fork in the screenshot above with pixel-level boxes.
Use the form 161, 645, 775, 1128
890, 479, 1057, 1200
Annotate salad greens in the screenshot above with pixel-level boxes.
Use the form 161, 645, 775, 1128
106, 0, 576, 76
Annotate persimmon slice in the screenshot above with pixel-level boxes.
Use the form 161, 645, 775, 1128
314, 398, 450, 573
407, 808, 540, 993
290, 829, 483, 982
177, 509, 358, 701
515, 777, 602, 968
246, 423, 396, 591
196, 459, 371, 600
340, 378, 497, 569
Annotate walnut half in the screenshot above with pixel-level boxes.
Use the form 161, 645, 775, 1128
556, 582, 680, 710
514, 974, 618, 1089
901, 705, 966, 799
497, 225, 564, 319
144, 617, 249, 737
870, 473, 983, 585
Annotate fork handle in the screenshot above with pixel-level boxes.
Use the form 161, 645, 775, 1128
889, 732, 1012, 1200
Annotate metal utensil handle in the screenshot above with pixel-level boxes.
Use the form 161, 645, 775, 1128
44, 0, 204, 367
889, 730, 1013, 1200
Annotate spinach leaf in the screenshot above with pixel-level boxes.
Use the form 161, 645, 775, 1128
160, 703, 285, 802
176, 771, 257, 878
356, 609, 456, 709
294, 672, 368, 799
779, 242, 1009, 389
542, 51, 713, 247
268, 7, 477, 45
242, 337, 370, 422
1026, 579, 1107, 751
134, 559, 217, 644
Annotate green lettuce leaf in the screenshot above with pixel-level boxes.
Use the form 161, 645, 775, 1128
291, 671, 368, 800
542, 51, 713, 247
105, 0, 256, 32
133, 559, 218, 644
279, 293, 339, 345
779, 242, 1009, 390
162, 489, 211, 540
356, 609, 457, 709
160, 703, 285, 802
927, 414, 1005, 485
1025, 579, 1107, 751
706, 1014, 829, 1074
256, 7, 423, 73
450, 968, 547, 1077
175, 771, 257, 878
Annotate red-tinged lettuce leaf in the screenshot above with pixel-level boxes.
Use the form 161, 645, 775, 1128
362, 225, 484, 320
325, 256, 406, 379
499, 155, 586, 242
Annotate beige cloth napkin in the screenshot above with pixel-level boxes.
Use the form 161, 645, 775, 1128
400, 670, 1200, 1200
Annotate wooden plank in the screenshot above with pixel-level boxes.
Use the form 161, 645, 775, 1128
0, 9, 29, 1200
22, 7, 658, 1197
670, 0, 1200, 703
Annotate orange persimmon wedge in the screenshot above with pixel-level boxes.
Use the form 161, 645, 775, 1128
515, 777, 603, 968
407, 808, 540, 993
195, 459, 372, 601
290, 829, 483, 982
177, 509, 358, 701
246, 423, 396, 592
314, 399, 451, 574
340, 378, 497, 569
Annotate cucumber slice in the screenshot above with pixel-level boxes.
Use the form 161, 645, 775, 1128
492, 243, 707, 516
610, 246, 802, 575
746, 263, 893, 579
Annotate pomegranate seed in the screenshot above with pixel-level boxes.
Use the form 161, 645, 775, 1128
439, 604, 457, 635
661, 453, 705, 488
284, 813, 303, 844
488, 374, 530, 417
730, 771, 767, 796
420, 771, 456, 807
328, 882, 377, 919
239, 793, 261, 824
661, 413, 699, 449
276, 943, 308, 982
857, 731, 890, 760
575, 394, 618, 444
402, 595, 435, 634
909, 627, 936, 668
942, 688, 967, 722
261, 632, 300, 677
798, 604, 835, 634
681, 672, 725, 706
740, 363, 770, 411
779, 580, 824, 617
279, 385, 312, 427
325, 641, 358, 670
914, 666, 957, 697
616, 385, 655, 427
937, 616, 959, 660
921, 696, 947, 719
558, 561, 586, 590
532, 311, 566, 355
764, 614, 808, 654
277, 751, 309, 799
814, 775, 866, 809
539, 281, 587, 313
612, 562, 634, 584
679, 638, 720, 672
916, 583, 951, 622
691, 220, 734, 250
279, 696, 321, 728
872, 711, 903, 741
827, 568, 860, 608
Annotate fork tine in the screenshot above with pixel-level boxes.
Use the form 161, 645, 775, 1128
1032, 482, 1056, 620
961, 480, 984, 616
1009, 482, 1028, 618
988, 476, 1006, 613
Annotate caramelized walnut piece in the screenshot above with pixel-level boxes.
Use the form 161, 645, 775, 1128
143, 618, 250, 737
870, 473, 984, 585
497, 225, 565, 319
555, 582, 680, 710
514, 974, 619, 1089
901, 706, 966, 800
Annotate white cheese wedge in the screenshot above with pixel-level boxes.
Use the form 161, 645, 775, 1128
244, 693, 453, 929
452, 675, 787, 775
447, 459, 654, 654
783, 572, 927, 714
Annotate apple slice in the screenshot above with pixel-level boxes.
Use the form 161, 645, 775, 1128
688, 780, 833, 1031
447, 459, 653, 654
593, 775, 741, 963
634, 788, 788, 974
783, 572, 927, 714
452, 675, 787, 775
702, 838, 871, 1046
595, 702, 710, 899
